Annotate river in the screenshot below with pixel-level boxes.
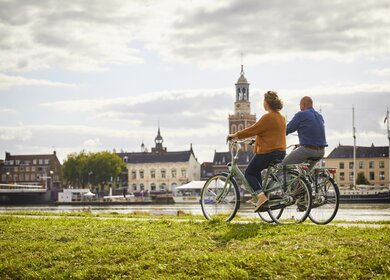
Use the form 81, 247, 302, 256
0, 203, 389, 222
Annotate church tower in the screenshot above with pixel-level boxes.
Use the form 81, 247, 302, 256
151, 126, 167, 154
228, 65, 256, 151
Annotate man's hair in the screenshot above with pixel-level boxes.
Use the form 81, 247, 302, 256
301, 96, 313, 108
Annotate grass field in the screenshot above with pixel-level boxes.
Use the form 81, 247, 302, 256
1, 212, 389, 279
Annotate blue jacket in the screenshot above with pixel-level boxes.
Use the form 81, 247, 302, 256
287, 108, 327, 147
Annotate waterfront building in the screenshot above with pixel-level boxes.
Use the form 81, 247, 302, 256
0, 151, 62, 189
117, 128, 201, 194
212, 64, 255, 175
324, 144, 389, 188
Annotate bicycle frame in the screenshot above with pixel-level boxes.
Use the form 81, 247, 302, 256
223, 140, 303, 204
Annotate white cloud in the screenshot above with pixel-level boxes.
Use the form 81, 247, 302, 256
0, 73, 74, 90
1, 0, 389, 73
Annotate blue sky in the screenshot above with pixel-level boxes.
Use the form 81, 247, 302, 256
1, 0, 390, 164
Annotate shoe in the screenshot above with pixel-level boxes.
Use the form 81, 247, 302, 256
254, 192, 268, 212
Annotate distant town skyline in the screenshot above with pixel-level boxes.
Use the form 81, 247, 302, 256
0, 0, 390, 164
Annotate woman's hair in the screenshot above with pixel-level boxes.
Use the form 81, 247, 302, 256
264, 91, 283, 111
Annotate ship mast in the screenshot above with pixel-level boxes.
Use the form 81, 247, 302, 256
386, 107, 390, 189
352, 106, 356, 189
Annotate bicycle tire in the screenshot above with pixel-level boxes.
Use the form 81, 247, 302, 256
267, 171, 312, 225
200, 173, 240, 222
309, 176, 340, 225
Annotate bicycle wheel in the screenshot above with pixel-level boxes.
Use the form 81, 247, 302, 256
257, 176, 283, 223
200, 173, 240, 222
309, 176, 340, 225
258, 209, 283, 223
267, 172, 312, 225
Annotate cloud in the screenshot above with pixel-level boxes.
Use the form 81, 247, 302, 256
40, 88, 233, 129
1, 0, 389, 73
0, 73, 74, 90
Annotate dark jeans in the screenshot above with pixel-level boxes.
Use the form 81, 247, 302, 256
245, 150, 286, 194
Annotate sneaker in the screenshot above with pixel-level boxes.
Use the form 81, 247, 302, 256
254, 192, 268, 212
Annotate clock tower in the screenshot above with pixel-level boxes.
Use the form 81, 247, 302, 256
228, 65, 256, 151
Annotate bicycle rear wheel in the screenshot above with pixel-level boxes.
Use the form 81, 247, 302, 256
267, 172, 312, 225
200, 173, 240, 222
309, 176, 340, 225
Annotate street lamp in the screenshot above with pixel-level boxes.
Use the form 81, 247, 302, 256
6, 172, 10, 184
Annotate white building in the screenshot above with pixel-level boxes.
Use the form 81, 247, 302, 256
117, 127, 201, 194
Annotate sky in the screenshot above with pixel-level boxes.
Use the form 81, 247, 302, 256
0, 0, 390, 164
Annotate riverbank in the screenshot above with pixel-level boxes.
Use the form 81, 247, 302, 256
1, 213, 389, 279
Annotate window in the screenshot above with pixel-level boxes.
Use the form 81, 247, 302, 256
161, 169, 166, 179
26, 166, 30, 172
33, 160, 37, 165
231, 125, 237, 134
31, 167, 36, 172
359, 161, 364, 169
379, 161, 385, 168
16, 160, 20, 165
151, 183, 156, 191
39, 159, 43, 165
44, 159, 49, 165
369, 161, 374, 169
238, 124, 244, 131
339, 172, 345, 181
181, 169, 187, 178
132, 184, 137, 191
339, 163, 344, 169
349, 172, 354, 181
14, 167, 18, 172
349, 162, 354, 169
131, 170, 136, 180
380, 171, 385, 181
139, 170, 144, 179
171, 169, 177, 178
31, 174, 36, 181
369, 172, 375, 181
151, 170, 156, 179
160, 183, 166, 191
25, 174, 30, 181
140, 183, 145, 191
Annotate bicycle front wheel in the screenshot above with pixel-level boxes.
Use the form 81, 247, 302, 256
309, 176, 340, 225
200, 173, 240, 222
268, 172, 312, 225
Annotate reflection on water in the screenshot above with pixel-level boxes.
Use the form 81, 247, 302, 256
0, 203, 389, 221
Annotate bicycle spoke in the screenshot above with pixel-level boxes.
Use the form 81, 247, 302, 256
309, 176, 340, 225
200, 174, 240, 222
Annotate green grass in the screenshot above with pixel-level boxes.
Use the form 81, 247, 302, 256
0, 214, 389, 279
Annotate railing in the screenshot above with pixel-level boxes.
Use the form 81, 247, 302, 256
0, 183, 47, 193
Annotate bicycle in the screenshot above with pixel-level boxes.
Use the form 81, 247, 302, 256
264, 145, 340, 225
298, 156, 340, 225
200, 139, 313, 224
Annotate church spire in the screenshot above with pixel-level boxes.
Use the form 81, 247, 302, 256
152, 124, 166, 153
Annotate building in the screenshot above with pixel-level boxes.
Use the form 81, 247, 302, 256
0, 151, 63, 189
117, 128, 201, 194
324, 145, 389, 188
212, 64, 255, 176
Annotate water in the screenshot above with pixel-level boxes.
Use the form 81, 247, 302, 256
0, 203, 389, 221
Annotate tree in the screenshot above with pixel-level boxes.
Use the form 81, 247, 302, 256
62, 151, 126, 190
356, 171, 370, 185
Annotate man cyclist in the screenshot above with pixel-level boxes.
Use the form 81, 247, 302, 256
282, 96, 327, 168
